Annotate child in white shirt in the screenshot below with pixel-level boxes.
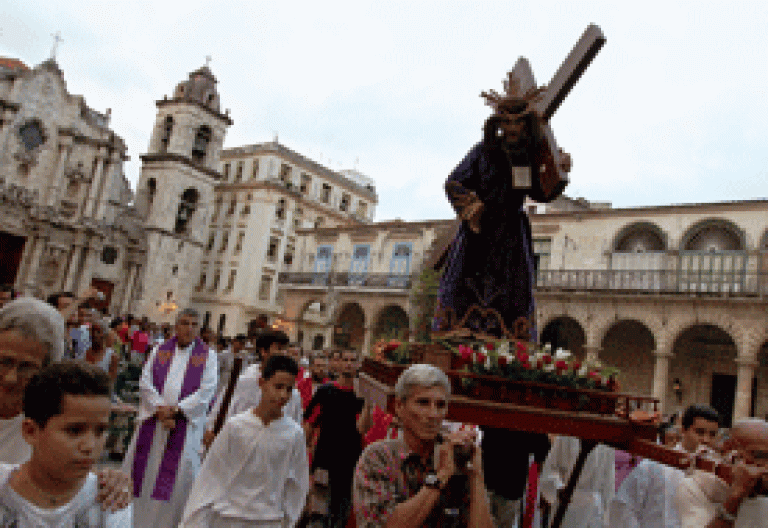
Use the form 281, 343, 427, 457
0, 361, 131, 527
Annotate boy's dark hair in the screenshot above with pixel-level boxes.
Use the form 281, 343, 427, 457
23, 361, 111, 428
681, 404, 720, 430
255, 329, 289, 352
46, 291, 75, 309
262, 354, 299, 380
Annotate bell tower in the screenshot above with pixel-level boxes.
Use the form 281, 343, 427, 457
134, 64, 232, 322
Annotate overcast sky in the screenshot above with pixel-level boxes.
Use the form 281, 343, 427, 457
3, 1, 768, 221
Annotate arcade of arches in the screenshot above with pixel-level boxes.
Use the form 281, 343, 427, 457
538, 292, 768, 425
281, 290, 412, 355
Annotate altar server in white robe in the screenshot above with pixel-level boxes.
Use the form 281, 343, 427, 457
676, 419, 768, 528
607, 404, 721, 528
541, 435, 615, 528
205, 330, 301, 446
180, 354, 309, 528
123, 308, 218, 527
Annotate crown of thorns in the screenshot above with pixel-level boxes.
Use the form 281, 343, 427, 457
481, 70, 547, 114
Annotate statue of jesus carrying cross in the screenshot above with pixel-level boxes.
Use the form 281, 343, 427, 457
433, 24, 606, 339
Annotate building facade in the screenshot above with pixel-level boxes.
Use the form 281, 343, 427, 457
191, 142, 378, 336
278, 219, 454, 353
0, 57, 145, 312
531, 198, 768, 425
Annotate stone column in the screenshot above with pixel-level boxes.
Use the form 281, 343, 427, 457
120, 263, 138, 314
21, 237, 46, 295
0, 109, 16, 152
584, 345, 600, 364
362, 326, 373, 356
14, 236, 38, 291
95, 152, 121, 219
734, 357, 757, 421
652, 350, 673, 416
62, 246, 82, 291
83, 151, 106, 218
48, 138, 73, 207
75, 246, 99, 293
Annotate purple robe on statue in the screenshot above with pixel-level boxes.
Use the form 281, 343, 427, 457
435, 139, 536, 337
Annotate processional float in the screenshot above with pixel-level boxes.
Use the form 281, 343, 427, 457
358, 25, 748, 528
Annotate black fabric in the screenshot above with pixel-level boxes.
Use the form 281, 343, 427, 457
481, 428, 550, 500
305, 383, 364, 516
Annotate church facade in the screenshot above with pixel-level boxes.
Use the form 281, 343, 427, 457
0, 57, 144, 312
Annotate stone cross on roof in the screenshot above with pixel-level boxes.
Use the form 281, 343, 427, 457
50, 31, 63, 61
205, 55, 212, 68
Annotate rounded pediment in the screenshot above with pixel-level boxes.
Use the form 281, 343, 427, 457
173, 66, 220, 112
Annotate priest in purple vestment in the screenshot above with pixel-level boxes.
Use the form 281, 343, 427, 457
122, 307, 218, 527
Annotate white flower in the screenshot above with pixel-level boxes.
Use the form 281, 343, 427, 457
577, 364, 589, 376
543, 363, 556, 373
554, 348, 572, 361
543, 343, 552, 353
498, 341, 510, 356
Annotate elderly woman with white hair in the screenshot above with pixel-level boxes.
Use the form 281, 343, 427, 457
0, 297, 132, 511
352, 364, 494, 528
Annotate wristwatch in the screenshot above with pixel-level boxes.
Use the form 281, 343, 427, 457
424, 473, 443, 491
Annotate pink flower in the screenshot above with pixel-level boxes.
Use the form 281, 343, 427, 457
517, 351, 529, 363
459, 344, 473, 361
515, 341, 528, 354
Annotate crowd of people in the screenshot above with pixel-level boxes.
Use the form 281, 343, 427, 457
0, 285, 767, 527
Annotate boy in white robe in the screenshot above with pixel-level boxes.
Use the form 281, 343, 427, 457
0, 361, 131, 527
180, 354, 309, 527
540, 435, 615, 528
122, 308, 218, 528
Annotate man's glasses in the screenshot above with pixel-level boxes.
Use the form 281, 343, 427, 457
0, 355, 41, 382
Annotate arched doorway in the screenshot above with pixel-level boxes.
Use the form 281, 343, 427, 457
373, 305, 410, 340
540, 316, 586, 360
600, 320, 656, 396
333, 303, 365, 350
670, 324, 741, 426
755, 341, 768, 420
679, 219, 747, 294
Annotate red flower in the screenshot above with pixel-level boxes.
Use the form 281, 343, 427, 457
498, 356, 508, 367
459, 345, 473, 361
536, 359, 543, 370
572, 361, 582, 371
542, 354, 553, 364
517, 351, 529, 363
520, 360, 532, 370
515, 341, 528, 354
384, 340, 401, 352
485, 342, 495, 351
475, 351, 487, 365
555, 360, 568, 371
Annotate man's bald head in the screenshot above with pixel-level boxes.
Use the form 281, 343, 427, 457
732, 418, 768, 442
731, 419, 768, 470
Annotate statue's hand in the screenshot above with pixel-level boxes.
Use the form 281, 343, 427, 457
465, 199, 483, 234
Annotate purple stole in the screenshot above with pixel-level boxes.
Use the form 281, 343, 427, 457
131, 336, 209, 500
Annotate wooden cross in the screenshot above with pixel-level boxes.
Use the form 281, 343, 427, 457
50, 31, 64, 60
510, 24, 606, 201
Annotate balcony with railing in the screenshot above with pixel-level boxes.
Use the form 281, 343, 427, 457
278, 271, 414, 290
535, 268, 768, 297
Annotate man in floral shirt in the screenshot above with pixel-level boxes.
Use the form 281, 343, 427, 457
353, 364, 494, 528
